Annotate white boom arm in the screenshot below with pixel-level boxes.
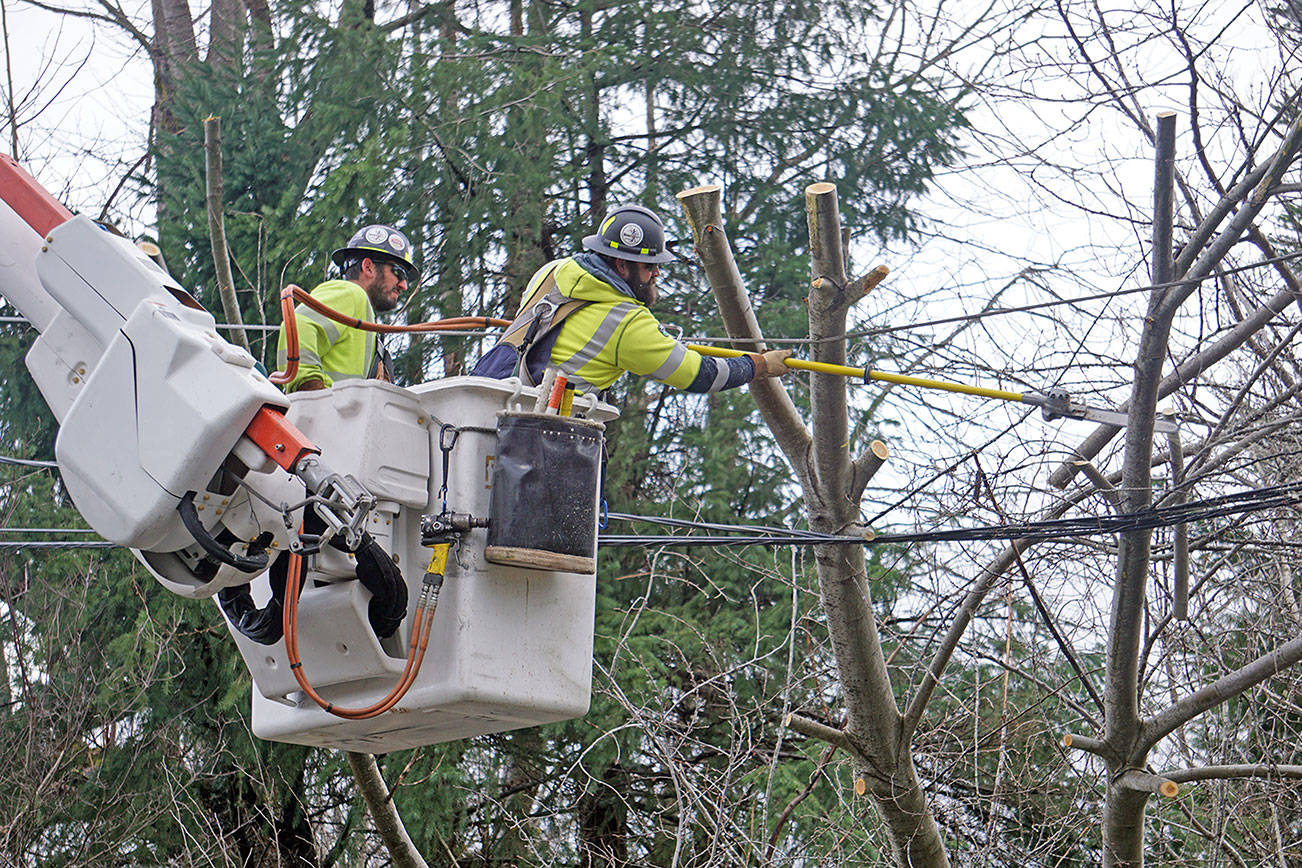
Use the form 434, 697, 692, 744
0, 154, 372, 597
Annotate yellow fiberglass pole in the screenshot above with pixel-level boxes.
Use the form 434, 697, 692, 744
687, 344, 1025, 404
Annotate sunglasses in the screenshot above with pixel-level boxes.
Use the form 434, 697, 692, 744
376, 259, 415, 285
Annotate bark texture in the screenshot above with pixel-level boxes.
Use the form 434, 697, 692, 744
345, 752, 429, 868
677, 183, 949, 867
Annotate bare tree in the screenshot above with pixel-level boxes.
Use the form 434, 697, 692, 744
674, 4, 1302, 865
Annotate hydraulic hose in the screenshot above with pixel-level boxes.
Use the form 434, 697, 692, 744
221, 530, 405, 647
177, 491, 271, 573
217, 551, 293, 645
281, 541, 450, 719
271, 284, 509, 385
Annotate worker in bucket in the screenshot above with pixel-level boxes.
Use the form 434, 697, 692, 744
276, 223, 417, 392
472, 204, 791, 393
224, 225, 416, 646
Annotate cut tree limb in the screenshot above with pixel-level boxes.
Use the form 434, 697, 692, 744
203, 115, 251, 352
1063, 732, 1111, 760
847, 264, 890, 300
1116, 769, 1179, 798
676, 184, 811, 475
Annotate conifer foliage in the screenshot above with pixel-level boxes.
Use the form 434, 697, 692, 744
0, 0, 976, 864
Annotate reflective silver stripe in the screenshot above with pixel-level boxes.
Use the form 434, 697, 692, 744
300, 307, 341, 344
649, 342, 688, 382
565, 372, 600, 393
326, 370, 365, 381
707, 359, 731, 392
556, 302, 637, 373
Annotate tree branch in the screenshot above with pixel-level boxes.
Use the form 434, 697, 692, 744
849, 439, 889, 505
903, 540, 1022, 740
782, 712, 857, 755
203, 116, 250, 352
1062, 732, 1112, 760
1162, 764, 1302, 784
804, 183, 854, 505
1048, 157, 1297, 490
1140, 631, 1302, 753
345, 752, 429, 868
1116, 768, 1179, 798
676, 184, 811, 473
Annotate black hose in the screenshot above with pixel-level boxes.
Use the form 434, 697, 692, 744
214, 510, 407, 644
177, 492, 270, 573
350, 533, 407, 639
308, 510, 407, 640
218, 551, 291, 645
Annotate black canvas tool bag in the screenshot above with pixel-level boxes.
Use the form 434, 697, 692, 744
485, 411, 605, 574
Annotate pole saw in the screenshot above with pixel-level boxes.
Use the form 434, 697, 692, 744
688, 344, 1178, 434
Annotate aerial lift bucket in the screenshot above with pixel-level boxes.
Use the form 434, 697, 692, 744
225, 377, 618, 751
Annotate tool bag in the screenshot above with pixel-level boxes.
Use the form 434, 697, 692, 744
471, 266, 590, 385
485, 411, 605, 574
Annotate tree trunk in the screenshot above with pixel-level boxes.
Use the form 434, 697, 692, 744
677, 183, 949, 867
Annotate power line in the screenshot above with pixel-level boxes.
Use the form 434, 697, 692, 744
853, 247, 1302, 339
0, 456, 57, 468
6, 476, 1301, 551
679, 247, 1302, 346
0, 540, 115, 549
0, 527, 97, 534
602, 478, 1302, 548
7, 248, 1299, 349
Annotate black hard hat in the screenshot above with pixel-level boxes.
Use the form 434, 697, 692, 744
330, 224, 418, 282
582, 204, 674, 264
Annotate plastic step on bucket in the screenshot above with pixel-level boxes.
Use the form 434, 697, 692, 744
485, 411, 604, 574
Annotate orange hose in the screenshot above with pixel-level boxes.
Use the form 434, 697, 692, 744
270, 283, 510, 386
282, 550, 435, 719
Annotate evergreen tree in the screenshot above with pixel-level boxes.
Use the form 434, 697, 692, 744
2, 0, 974, 861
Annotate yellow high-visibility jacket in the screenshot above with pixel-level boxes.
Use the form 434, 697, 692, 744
276, 279, 380, 392
527, 257, 709, 392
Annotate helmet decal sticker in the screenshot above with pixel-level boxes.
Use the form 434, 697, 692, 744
619, 222, 644, 247
388, 233, 406, 251
365, 226, 388, 244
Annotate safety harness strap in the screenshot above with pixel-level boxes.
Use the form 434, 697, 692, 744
495, 268, 592, 385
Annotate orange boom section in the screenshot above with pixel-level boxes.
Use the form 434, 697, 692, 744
1, 154, 74, 235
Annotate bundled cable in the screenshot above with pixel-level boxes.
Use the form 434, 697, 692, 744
600, 478, 1302, 548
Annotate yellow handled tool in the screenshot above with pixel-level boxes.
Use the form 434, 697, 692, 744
688, 343, 1177, 433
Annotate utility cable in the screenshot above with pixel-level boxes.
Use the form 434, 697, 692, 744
8, 475, 1302, 550
7, 475, 1302, 552
5, 248, 1296, 348
0, 455, 57, 468
602, 477, 1302, 548
676, 247, 1302, 346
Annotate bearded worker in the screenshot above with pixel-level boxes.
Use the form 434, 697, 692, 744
473, 205, 790, 392
277, 223, 417, 393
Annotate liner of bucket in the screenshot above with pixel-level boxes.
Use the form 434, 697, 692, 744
485, 411, 604, 574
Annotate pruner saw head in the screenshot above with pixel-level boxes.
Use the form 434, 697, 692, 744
1024, 388, 1178, 434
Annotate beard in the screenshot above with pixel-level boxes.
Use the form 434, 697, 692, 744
365, 276, 400, 312
627, 272, 657, 306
